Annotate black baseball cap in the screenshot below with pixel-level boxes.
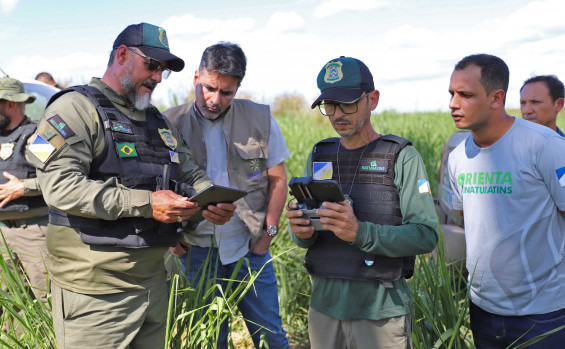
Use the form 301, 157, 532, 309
113, 23, 185, 72
311, 56, 374, 108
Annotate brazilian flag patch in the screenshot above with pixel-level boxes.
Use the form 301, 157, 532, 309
116, 142, 138, 158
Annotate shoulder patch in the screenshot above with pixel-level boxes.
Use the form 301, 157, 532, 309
47, 114, 75, 139
28, 134, 56, 163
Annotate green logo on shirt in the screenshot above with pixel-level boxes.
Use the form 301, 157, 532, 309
457, 171, 513, 194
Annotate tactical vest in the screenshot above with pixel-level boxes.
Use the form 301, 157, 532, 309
0, 118, 46, 213
306, 135, 415, 283
164, 99, 271, 244
47, 85, 180, 248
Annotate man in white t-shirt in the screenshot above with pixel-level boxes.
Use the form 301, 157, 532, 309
163, 42, 290, 349
447, 53, 565, 348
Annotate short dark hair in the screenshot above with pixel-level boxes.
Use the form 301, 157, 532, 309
199, 42, 247, 85
35, 72, 55, 83
520, 75, 564, 103
108, 49, 118, 67
454, 54, 509, 102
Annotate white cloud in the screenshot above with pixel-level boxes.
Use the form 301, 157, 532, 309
266, 12, 305, 32
163, 13, 255, 36
313, 0, 389, 18
4, 51, 105, 86
0, 0, 17, 14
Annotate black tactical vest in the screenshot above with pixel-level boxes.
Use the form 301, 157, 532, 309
47, 85, 181, 248
0, 118, 46, 212
306, 135, 415, 283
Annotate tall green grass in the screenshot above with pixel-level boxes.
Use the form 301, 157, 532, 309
3, 104, 563, 348
0, 233, 54, 348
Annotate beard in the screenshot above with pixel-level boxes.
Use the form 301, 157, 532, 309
0, 104, 10, 130
0, 114, 9, 130
120, 62, 154, 111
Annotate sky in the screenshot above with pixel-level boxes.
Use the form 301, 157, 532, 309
1, 0, 564, 112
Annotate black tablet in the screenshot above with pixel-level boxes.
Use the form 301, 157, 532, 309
289, 177, 345, 209
189, 184, 248, 207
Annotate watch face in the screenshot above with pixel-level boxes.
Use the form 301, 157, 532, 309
267, 225, 277, 236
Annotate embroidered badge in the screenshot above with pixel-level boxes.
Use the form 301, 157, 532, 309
116, 143, 138, 158
247, 159, 261, 180
324, 61, 343, 84
28, 135, 56, 163
0, 143, 14, 160
41, 129, 57, 141
158, 128, 177, 150
418, 179, 431, 194
359, 159, 388, 172
556, 167, 565, 187
250, 159, 260, 172
158, 27, 169, 48
47, 114, 75, 139
313, 162, 333, 180
169, 151, 179, 163
110, 121, 133, 134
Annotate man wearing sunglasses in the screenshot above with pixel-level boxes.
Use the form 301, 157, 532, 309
26, 23, 235, 348
286, 56, 438, 348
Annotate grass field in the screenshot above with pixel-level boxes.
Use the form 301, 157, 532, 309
2, 104, 564, 348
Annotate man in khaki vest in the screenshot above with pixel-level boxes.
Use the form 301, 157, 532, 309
164, 42, 290, 349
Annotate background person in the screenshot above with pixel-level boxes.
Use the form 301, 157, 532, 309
163, 42, 290, 349
0, 76, 50, 304
34, 72, 62, 89
448, 54, 565, 348
520, 75, 564, 135
26, 23, 235, 348
286, 56, 438, 349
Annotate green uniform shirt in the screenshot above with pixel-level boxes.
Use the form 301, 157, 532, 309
290, 144, 438, 320
27, 78, 211, 294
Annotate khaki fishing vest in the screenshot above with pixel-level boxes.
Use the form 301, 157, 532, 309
165, 99, 271, 243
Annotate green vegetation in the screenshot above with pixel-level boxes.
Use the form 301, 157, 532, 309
2, 99, 563, 348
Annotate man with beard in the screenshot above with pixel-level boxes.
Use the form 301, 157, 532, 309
163, 42, 290, 349
0, 77, 50, 304
286, 56, 437, 349
26, 23, 236, 348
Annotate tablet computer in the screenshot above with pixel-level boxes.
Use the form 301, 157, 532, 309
189, 184, 248, 207
187, 184, 248, 222
289, 176, 345, 209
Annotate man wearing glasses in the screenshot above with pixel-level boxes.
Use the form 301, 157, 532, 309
286, 56, 438, 348
26, 23, 235, 348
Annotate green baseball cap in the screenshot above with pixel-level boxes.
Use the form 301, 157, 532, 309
311, 56, 374, 108
113, 22, 185, 72
0, 77, 36, 104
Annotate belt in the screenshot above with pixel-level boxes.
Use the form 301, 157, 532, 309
0, 216, 48, 228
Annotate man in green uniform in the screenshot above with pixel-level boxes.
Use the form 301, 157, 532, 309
286, 56, 438, 349
26, 23, 235, 349
0, 77, 50, 304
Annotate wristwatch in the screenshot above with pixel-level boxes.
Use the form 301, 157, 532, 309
266, 224, 278, 237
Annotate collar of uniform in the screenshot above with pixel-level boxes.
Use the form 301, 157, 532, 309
89, 78, 148, 120
0, 116, 31, 136
89, 78, 130, 108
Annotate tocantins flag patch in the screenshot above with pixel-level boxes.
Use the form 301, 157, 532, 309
556, 166, 565, 187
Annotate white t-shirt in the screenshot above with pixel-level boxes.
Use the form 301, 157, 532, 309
448, 117, 565, 316
192, 112, 289, 264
